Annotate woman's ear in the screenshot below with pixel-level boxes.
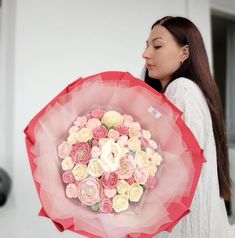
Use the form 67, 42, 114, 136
181, 45, 189, 62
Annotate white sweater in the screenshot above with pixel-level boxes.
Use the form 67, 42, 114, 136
157, 77, 235, 238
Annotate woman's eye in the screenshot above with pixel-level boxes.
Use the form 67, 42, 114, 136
154, 46, 161, 49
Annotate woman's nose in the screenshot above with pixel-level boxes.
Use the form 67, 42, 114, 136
142, 47, 151, 59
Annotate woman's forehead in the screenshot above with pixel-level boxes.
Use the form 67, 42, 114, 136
148, 25, 174, 43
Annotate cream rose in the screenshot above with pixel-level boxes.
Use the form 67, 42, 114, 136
135, 150, 150, 167
130, 122, 141, 130
112, 194, 129, 213
99, 138, 114, 148
87, 159, 104, 177
102, 111, 124, 128
142, 129, 151, 140
128, 137, 141, 152
128, 183, 143, 202
76, 128, 93, 142
67, 132, 78, 145
146, 148, 154, 157
147, 163, 158, 176
151, 152, 163, 166
61, 157, 74, 171
117, 180, 130, 194
72, 164, 88, 181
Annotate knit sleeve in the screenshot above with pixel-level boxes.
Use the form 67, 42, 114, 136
164, 77, 209, 149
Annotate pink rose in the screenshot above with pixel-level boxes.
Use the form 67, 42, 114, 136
123, 115, 133, 128
128, 127, 140, 137
66, 183, 78, 198
92, 139, 98, 146
62, 170, 75, 183
77, 177, 103, 206
123, 115, 133, 121
74, 180, 81, 186
91, 109, 104, 119
140, 137, 148, 148
68, 126, 79, 134
108, 129, 120, 141
123, 121, 132, 128
58, 141, 72, 158
71, 142, 91, 164
118, 156, 136, 179
104, 188, 117, 198
147, 176, 157, 189
93, 126, 108, 140
74, 116, 87, 127
101, 172, 119, 189
134, 166, 149, 184
117, 126, 129, 136
85, 113, 92, 120
91, 146, 101, 158
86, 118, 102, 130
117, 135, 128, 147
126, 177, 135, 185
148, 139, 158, 150
99, 198, 113, 213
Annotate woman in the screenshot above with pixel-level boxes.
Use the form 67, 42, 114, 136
143, 16, 235, 238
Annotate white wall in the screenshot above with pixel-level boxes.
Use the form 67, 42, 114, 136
0, 0, 214, 238
0, 0, 15, 173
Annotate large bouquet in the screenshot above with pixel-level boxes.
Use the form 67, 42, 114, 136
24, 71, 205, 238
58, 109, 163, 214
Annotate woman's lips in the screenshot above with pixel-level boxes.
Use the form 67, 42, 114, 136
146, 64, 155, 70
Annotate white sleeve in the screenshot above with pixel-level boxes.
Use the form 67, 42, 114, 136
164, 78, 209, 149
163, 78, 235, 238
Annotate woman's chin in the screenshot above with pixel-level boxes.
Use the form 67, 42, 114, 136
148, 71, 158, 79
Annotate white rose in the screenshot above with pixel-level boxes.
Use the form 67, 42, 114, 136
100, 139, 122, 172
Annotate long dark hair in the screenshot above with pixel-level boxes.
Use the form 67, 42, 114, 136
144, 16, 231, 201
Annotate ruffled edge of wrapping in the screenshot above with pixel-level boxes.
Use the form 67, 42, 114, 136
24, 71, 206, 238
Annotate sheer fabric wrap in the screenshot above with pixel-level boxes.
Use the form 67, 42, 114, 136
25, 71, 205, 238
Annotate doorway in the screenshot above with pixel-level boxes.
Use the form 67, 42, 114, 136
211, 12, 235, 220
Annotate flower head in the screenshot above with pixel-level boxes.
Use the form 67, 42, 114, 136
102, 111, 123, 128
112, 194, 129, 213
71, 142, 91, 164
77, 177, 103, 206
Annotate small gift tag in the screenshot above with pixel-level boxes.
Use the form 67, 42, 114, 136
147, 106, 162, 119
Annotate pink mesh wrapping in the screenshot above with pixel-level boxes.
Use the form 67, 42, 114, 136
25, 71, 205, 238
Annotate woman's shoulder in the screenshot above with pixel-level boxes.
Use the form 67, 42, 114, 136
166, 77, 201, 93
165, 78, 210, 149
164, 77, 205, 102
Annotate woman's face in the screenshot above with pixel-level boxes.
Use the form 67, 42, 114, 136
143, 25, 186, 88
